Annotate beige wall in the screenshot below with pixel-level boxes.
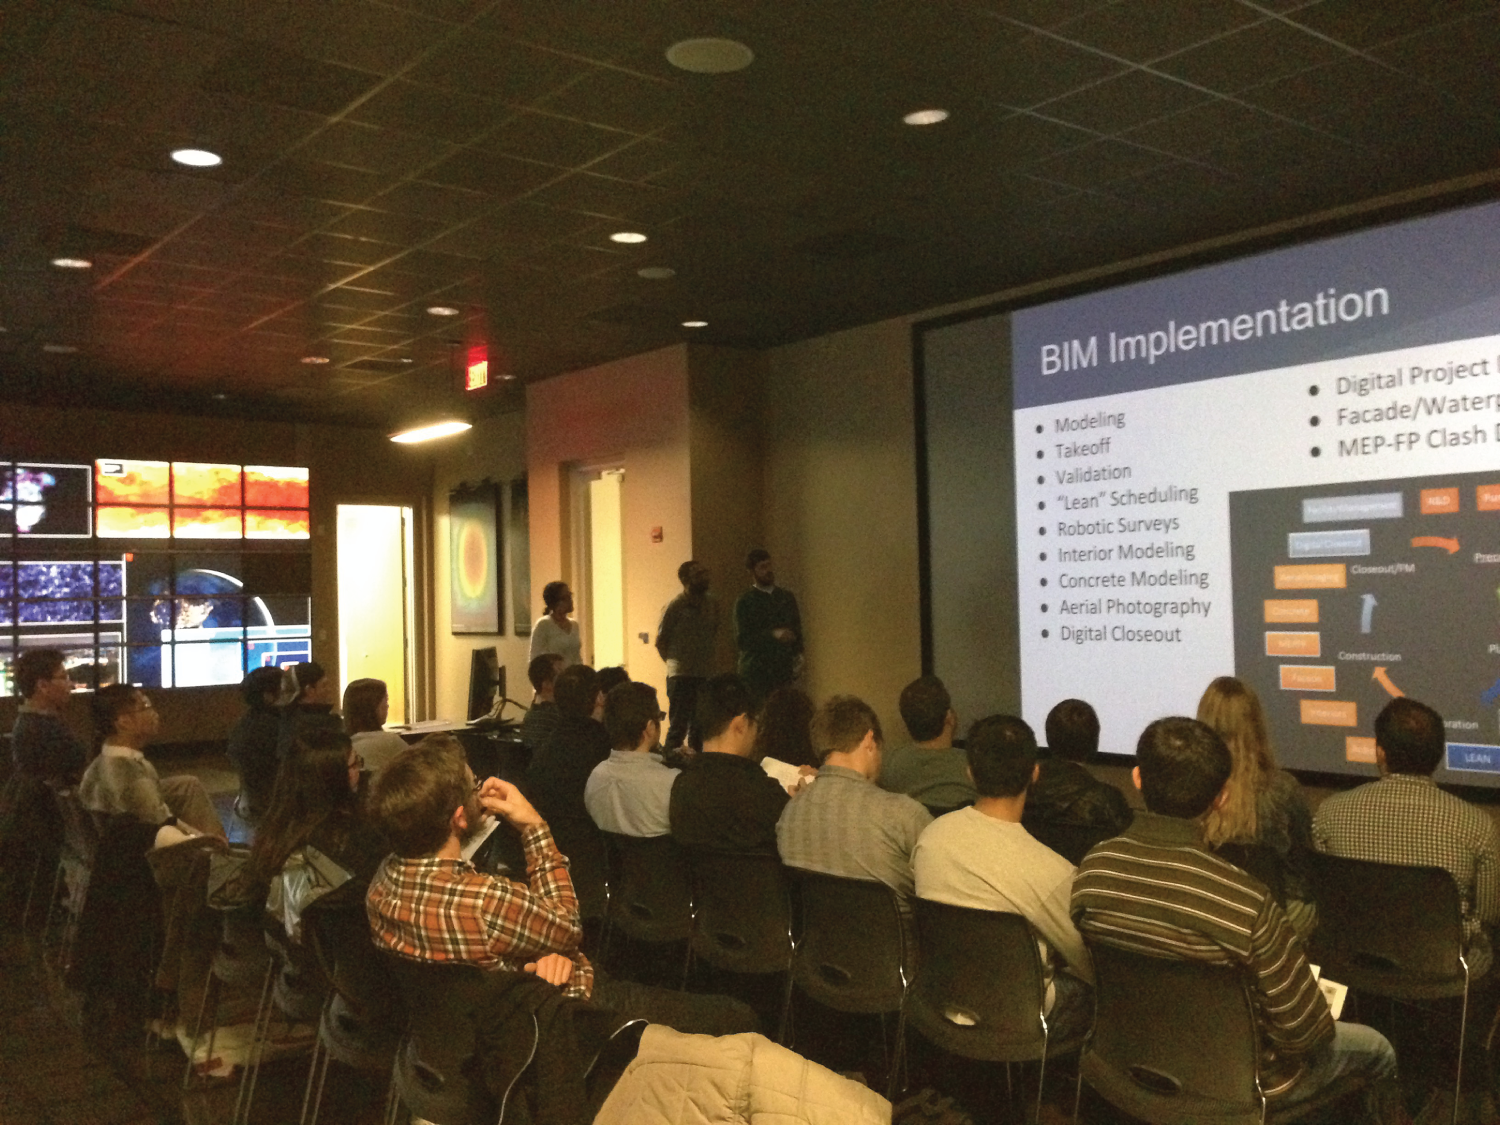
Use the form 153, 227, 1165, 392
428, 410, 531, 721
0, 402, 431, 745
761, 316, 924, 738
525, 345, 693, 697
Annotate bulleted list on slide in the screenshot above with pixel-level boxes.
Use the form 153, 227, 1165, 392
1013, 334, 1500, 775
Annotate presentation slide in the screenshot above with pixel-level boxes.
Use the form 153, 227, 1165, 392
923, 200, 1500, 786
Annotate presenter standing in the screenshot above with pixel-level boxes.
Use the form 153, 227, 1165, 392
734, 549, 802, 706
529, 580, 583, 668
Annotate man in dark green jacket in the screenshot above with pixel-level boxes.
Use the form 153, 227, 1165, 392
733, 549, 802, 705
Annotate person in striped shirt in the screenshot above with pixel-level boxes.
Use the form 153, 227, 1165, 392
1072, 717, 1401, 1120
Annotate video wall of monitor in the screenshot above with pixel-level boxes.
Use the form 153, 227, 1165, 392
1, 459, 312, 695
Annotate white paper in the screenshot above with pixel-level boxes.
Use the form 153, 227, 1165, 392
760, 755, 806, 789
460, 815, 501, 862
1308, 964, 1348, 1020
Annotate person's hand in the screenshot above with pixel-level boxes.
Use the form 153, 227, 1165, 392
772, 627, 795, 643
479, 777, 543, 829
523, 953, 574, 987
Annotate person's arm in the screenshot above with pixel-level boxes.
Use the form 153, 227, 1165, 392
1473, 818, 1500, 927
475, 779, 584, 960
786, 591, 803, 653
1247, 898, 1333, 1058
113, 759, 175, 825
1038, 872, 1094, 985
654, 601, 677, 661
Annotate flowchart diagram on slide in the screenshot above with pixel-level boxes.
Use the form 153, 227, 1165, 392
1231, 468, 1500, 775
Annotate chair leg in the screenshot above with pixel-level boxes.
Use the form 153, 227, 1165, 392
885, 1008, 908, 1103
231, 958, 277, 1125
41, 861, 64, 951
20, 852, 43, 930
1034, 1032, 1049, 1125
1453, 975, 1470, 1125
182, 972, 219, 1088
1072, 1058, 1085, 1124
776, 969, 795, 1045
298, 1001, 330, 1125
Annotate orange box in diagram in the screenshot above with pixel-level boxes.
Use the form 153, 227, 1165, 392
1301, 699, 1357, 727
1420, 487, 1459, 514
1264, 599, 1318, 623
1274, 564, 1346, 589
1280, 665, 1335, 692
1478, 484, 1500, 511
1266, 632, 1320, 657
1346, 737, 1376, 763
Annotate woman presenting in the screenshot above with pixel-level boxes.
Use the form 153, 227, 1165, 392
529, 580, 582, 668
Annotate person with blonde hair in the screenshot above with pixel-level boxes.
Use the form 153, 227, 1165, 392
1196, 676, 1317, 936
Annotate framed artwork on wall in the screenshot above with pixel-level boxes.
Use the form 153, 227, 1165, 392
449, 482, 501, 635
510, 475, 530, 637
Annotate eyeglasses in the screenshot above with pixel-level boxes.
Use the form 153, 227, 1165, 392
348, 753, 365, 771
471, 774, 484, 793
657, 710, 666, 721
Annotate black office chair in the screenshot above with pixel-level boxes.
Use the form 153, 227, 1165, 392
789, 870, 910, 1100
545, 815, 608, 926
599, 832, 692, 975
1307, 851, 1472, 1125
908, 899, 1087, 1124
1077, 939, 1364, 1125
1020, 818, 1118, 866
1216, 842, 1289, 907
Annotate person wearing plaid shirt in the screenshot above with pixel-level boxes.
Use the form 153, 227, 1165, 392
1073, 717, 1402, 1122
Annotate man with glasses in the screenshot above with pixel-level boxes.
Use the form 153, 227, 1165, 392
9, 649, 87, 786
585, 681, 679, 838
79, 684, 224, 838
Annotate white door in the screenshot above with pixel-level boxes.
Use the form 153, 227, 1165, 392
336, 504, 414, 723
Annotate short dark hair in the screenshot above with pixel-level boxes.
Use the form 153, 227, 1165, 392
1045, 699, 1100, 761
696, 673, 755, 742
1136, 717, 1231, 819
677, 560, 697, 585
604, 681, 660, 750
899, 676, 951, 742
596, 666, 630, 697
13, 649, 65, 698
527, 653, 564, 692
966, 715, 1037, 798
745, 548, 770, 571
810, 695, 882, 762
342, 678, 388, 735
368, 741, 469, 858
279, 661, 326, 705
1375, 697, 1445, 776
541, 580, 569, 611
554, 664, 599, 719
92, 683, 146, 739
241, 665, 283, 709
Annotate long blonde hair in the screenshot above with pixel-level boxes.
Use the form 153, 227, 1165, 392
1197, 676, 1278, 846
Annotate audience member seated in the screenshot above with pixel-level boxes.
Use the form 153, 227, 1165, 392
366, 742, 756, 1028
777, 695, 930, 911
342, 677, 408, 774
226, 666, 283, 823
596, 665, 630, 697
912, 714, 1093, 1039
754, 685, 818, 771
1074, 717, 1400, 1120
10, 649, 87, 786
1197, 677, 1317, 936
585, 682, 680, 838
1024, 698, 1131, 835
670, 674, 789, 854
80, 684, 225, 838
520, 653, 565, 752
527, 663, 611, 829
878, 675, 974, 811
276, 661, 344, 760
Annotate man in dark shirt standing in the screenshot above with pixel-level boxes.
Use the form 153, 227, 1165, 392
654, 560, 718, 753
1025, 698, 1131, 835
670, 674, 790, 854
733, 550, 801, 706
9, 649, 86, 784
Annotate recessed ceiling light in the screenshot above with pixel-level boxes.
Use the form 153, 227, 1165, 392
171, 147, 222, 167
666, 38, 755, 73
501, 373, 517, 382
682, 320, 708, 329
42, 343, 79, 353
637, 266, 676, 280
610, 231, 648, 244
213, 393, 228, 401
301, 355, 330, 365
390, 420, 473, 444
903, 109, 950, 126
399, 357, 414, 364
426, 305, 460, 317
51, 257, 92, 270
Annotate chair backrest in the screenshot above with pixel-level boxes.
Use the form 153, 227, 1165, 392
790, 870, 906, 1013
1306, 851, 1467, 996
50, 786, 100, 866
1020, 818, 1116, 866
1215, 842, 1287, 906
546, 815, 607, 921
302, 881, 404, 1028
686, 850, 794, 975
1084, 939, 1265, 1125
600, 832, 692, 943
387, 955, 488, 1125
906, 899, 1050, 1062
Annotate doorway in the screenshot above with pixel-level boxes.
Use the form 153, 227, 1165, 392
568, 465, 625, 668
336, 504, 416, 723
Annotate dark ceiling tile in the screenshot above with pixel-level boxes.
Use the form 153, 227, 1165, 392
1028, 138, 1166, 187
1051, 0, 1263, 62
584, 139, 678, 184
326, 208, 451, 245
270, 0, 452, 76
526, 174, 681, 225
970, 0, 1124, 31
386, 247, 485, 281
1370, 11, 1500, 112
90, 166, 232, 212
298, 231, 401, 267
1154, 20, 1351, 94
372, 179, 493, 223
299, 121, 455, 176
1039, 70, 1210, 134
1238, 57, 1396, 124
348, 80, 515, 145
200, 41, 381, 116
948, 112, 1097, 170
218, 188, 354, 230
258, 160, 387, 206
156, 92, 329, 163
421, 149, 562, 196
406, 31, 587, 104
1287, 0, 1495, 51
486, 110, 633, 168
1200, 122, 1351, 177
1119, 98, 1284, 159
950, 25, 1129, 109
536, 68, 682, 135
